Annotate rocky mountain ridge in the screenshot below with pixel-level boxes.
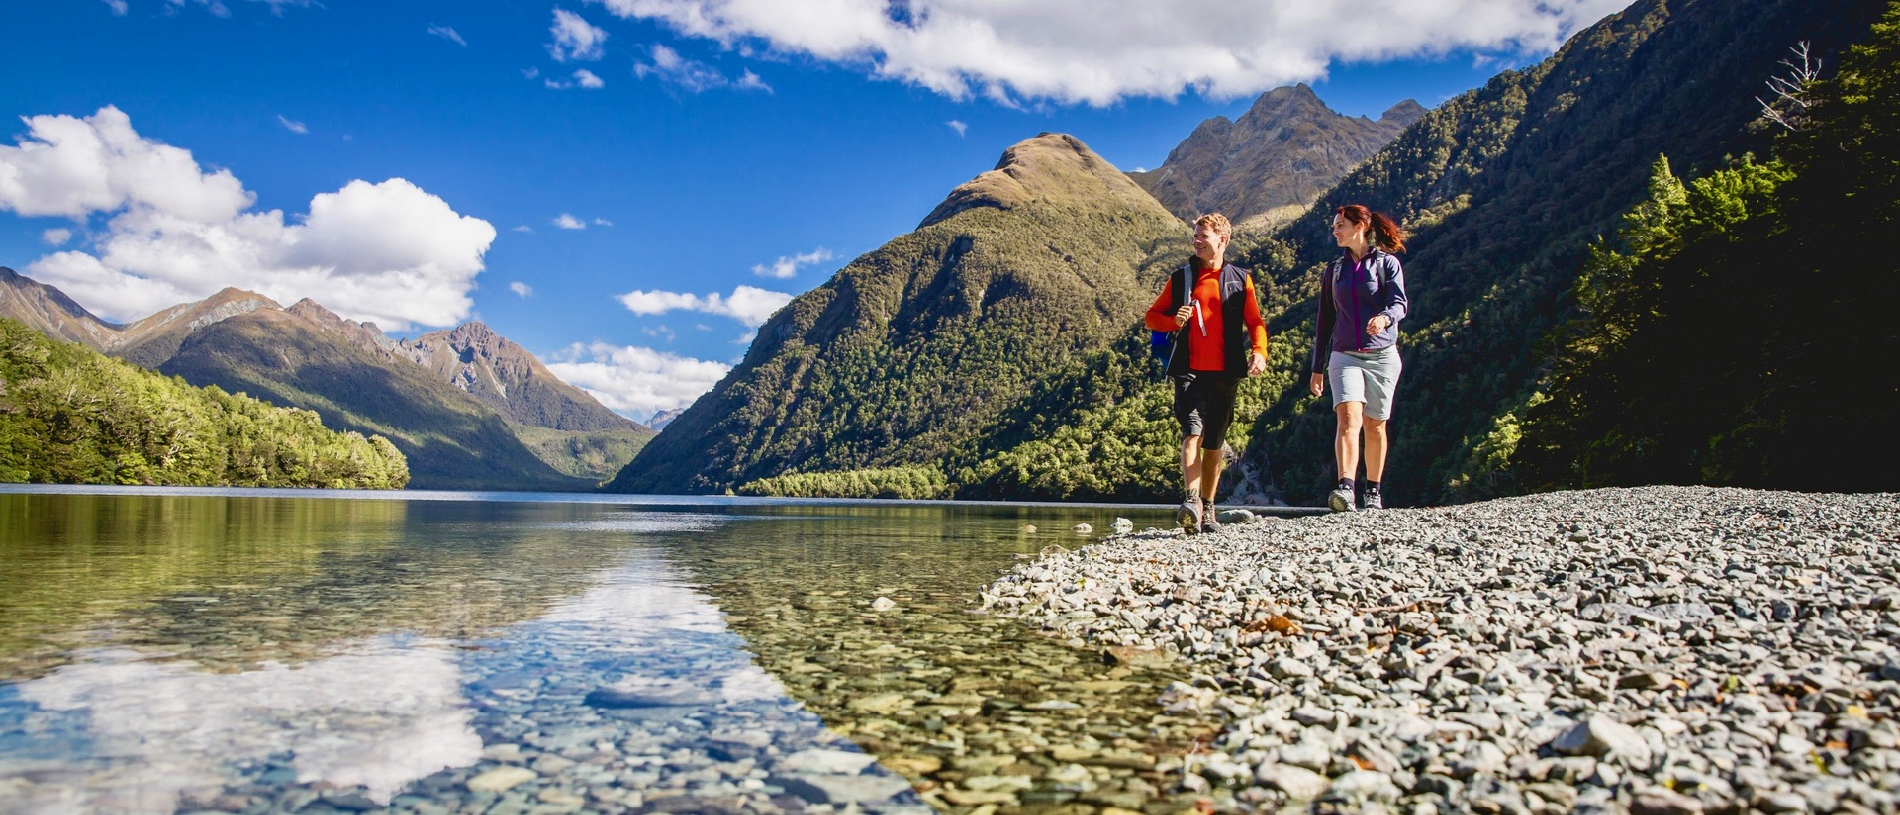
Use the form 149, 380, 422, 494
1128, 84, 1425, 228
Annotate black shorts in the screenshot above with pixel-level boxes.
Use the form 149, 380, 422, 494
1172, 372, 1241, 450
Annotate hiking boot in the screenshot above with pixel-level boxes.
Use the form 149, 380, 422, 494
1176, 493, 1202, 534
1362, 489, 1384, 511
1200, 501, 1223, 534
1328, 486, 1356, 513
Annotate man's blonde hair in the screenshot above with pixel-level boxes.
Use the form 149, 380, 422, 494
1194, 213, 1232, 240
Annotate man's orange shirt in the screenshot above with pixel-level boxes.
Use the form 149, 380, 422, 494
1144, 265, 1269, 372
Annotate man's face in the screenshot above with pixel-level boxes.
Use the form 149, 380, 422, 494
1192, 224, 1227, 261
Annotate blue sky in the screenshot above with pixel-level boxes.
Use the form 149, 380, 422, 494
0, 0, 1628, 422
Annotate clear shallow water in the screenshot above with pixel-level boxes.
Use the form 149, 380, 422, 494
0, 487, 1194, 814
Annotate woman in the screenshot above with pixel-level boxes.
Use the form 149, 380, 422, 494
1309, 205, 1408, 512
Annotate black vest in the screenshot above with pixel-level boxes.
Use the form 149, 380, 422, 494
1166, 262, 1254, 377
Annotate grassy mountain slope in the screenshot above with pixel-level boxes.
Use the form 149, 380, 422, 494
0, 267, 124, 351
607, 134, 1188, 494
158, 308, 592, 492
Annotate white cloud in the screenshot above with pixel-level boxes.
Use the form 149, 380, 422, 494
750, 246, 833, 279
428, 24, 468, 46
0, 106, 253, 221
512, 224, 533, 233
41, 228, 72, 246
544, 341, 730, 418
593, 217, 613, 226
574, 68, 606, 88
276, 115, 308, 134
617, 284, 791, 328
0, 107, 495, 328
585, 0, 1631, 106
946, 119, 968, 137
634, 44, 771, 93
553, 213, 586, 229
523, 66, 542, 79
103, 0, 129, 15
549, 8, 608, 62
166, 0, 231, 18
643, 325, 676, 341
510, 281, 533, 297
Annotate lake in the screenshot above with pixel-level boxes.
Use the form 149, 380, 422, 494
0, 486, 1213, 814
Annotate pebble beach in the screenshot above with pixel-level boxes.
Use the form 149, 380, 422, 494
984, 486, 1900, 813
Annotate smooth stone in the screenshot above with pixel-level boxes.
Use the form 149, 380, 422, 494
871, 596, 898, 611
1632, 788, 1706, 815
1113, 518, 1135, 533
778, 748, 879, 775
1279, 740, 1330, 772
847, 692, 913, 714
777, 773, 913, 805
1552, 714, 1653, 767
1073, 523, 1093, 533
467, 766, 537, 793
1257, 764, 1328, 800
1326, 770, 1401, 804
583, 688, 712, 709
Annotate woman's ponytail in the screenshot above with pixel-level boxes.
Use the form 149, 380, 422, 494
1336, 204, 1407, 253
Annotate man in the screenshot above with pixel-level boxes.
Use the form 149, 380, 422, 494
1145, 213, 1269, 534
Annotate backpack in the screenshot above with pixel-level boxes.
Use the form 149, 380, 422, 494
1149, 265, 1188, 367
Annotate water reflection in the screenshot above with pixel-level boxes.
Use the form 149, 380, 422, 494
0, 489, 1182, 813
10, 639, 479, 812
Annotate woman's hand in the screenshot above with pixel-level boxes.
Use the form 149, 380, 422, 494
1366, 314, 1391, 336
1309, 372, 1324, 397
1173, 303, 1192, 328
1247, 352, 1267, 377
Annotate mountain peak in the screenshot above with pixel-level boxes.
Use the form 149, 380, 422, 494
1128, 84, 1427, 225
1245, 83, 1330, 117
1380, 99, 1428, 127
918, 132, 1175, 229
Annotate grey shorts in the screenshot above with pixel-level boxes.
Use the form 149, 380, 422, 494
1328, 347, 1402, 420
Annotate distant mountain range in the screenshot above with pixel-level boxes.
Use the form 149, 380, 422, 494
1129, 84, 1425, 228
0, 268, 651, 491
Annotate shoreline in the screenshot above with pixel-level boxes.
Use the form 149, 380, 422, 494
984, 486, 1900, 813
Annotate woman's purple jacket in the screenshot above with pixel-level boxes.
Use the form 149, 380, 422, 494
1310, 248, 1408, 375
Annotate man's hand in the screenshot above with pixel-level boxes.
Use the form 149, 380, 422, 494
1247, 352, 1267, 377
1366, 314, 1391, 336
1309, 372, 1325, 397
1173, 304, 1192, 328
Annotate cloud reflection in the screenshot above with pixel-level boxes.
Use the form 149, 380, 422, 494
13, 641, 479, 812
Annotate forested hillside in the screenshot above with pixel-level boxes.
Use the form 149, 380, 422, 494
607, 134, 1189, 494
1505, 4, 1900, 494
1220, 0, 1889, 506
157, 307, 593, 492
0, 317, 408, 488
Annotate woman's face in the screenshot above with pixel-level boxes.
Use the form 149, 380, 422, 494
1331, 215, 1365, 248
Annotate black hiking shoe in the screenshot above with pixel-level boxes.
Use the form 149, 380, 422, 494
1176, 493, 1202, 535
1200, 501, 1223, 534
